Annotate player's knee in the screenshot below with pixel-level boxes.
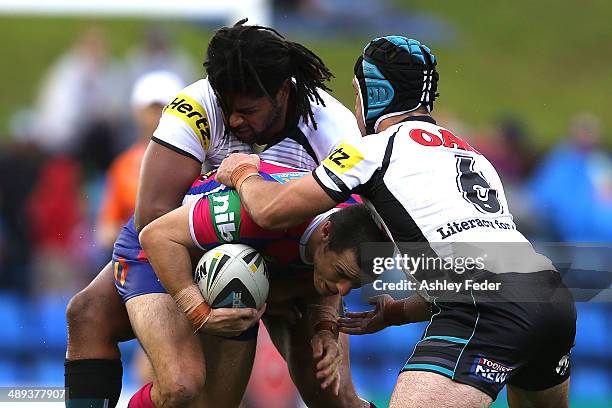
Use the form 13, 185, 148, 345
66, 289, 97, 329
66, 287, 115, 334
157, 373, 205, 406
507, 380, 570, 408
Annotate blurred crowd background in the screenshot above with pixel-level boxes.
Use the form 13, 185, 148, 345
0, 1, 610, 407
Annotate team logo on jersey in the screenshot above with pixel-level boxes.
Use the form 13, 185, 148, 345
113, 257, 129, 287
470, 357, 513, 384
163, 94, 211, 149
209, 190, 241, 242
323, 143, 364, 174
409, 128, 480, 154
455, 155, 502, 214
269, 171, 307, 184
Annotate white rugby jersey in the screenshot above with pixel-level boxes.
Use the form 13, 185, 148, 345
153, 78, 360, 171
259, 89, 361, 169
153, 78, 252, 168
313, 116, 553, 275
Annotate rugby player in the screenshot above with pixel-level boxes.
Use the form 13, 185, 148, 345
125, 160, 386, 406
65, 20, 369, 408
217, 36, 577, 408
117, 161, 380, 408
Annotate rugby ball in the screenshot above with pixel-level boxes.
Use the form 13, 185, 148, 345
194, 244, 269, 309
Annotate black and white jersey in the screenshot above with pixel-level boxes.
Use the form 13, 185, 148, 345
259, 89, 361, 169
153, 78, 360, 171
153, 78, 252, 168
313, 116, 553, 275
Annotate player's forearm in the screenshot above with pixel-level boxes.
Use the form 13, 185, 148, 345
140, 225, 213, 331
239, 174, 336, 231
139, 227, 195, 298
384, 294, 433, 325
239, 176, 302, 230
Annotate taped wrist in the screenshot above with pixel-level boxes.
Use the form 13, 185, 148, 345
313, 320, 339, 336
173, 284, 211, 331
308, 304, 339, 337
382, 299, 406, 326
231, 163, 261, 192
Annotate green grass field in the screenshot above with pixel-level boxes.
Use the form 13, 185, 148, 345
0, 1, 610, 148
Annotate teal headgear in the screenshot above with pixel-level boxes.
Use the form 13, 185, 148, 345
354, 36, 438, 134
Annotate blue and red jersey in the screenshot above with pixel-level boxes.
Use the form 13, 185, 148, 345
112, 161, 359, 302
187, 161, 359, 265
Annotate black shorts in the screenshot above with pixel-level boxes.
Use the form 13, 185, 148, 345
401, 270, 576, 400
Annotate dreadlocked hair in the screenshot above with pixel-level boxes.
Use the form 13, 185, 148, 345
204, 18, 334, 129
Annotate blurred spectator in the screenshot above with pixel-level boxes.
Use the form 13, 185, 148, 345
27, 157, 81, 249
34, 26, 122, 155
528, 112, 612, 242
124, 27, 197, 86
25, 155, 89, 295
96, 70, 184, 250
528, 113, 612, 299
482, 116, 535, 183
474, 116, 538, 234
0, 136, 45, 292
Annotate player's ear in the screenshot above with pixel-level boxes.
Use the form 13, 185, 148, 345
321, 220, 332, 242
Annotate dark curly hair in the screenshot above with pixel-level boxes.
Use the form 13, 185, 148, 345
205, 19, 333, 129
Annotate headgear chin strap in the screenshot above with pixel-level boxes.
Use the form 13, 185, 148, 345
354, 36, 439, 134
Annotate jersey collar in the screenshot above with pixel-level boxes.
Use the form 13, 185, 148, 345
398, 115, 437, 125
